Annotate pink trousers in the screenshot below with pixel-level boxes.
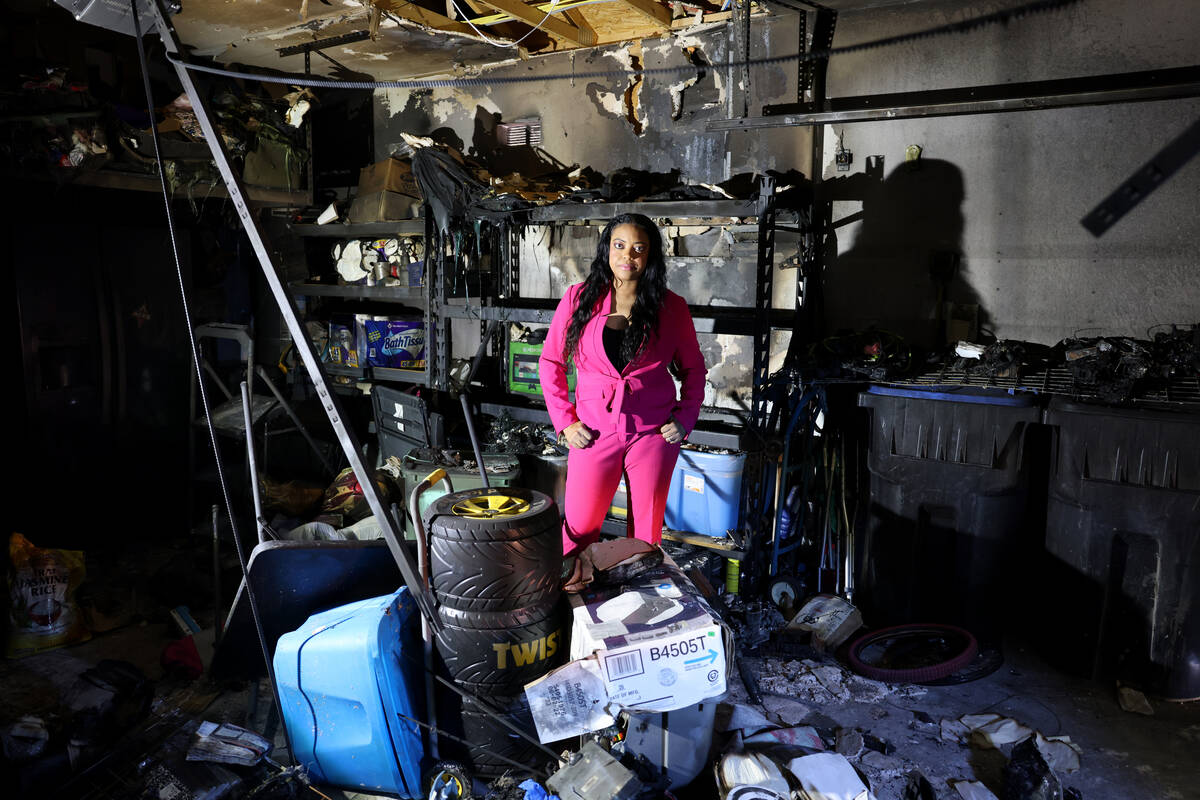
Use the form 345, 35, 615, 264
562, 429, 681, 556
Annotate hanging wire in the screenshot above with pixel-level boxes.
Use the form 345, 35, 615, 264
131, 0, 296, 761
444, 0, 563, 48
163, 0, 1081, 91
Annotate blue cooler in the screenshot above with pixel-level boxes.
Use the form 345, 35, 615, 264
665, 449, 746, 537
274, 588, 425, 797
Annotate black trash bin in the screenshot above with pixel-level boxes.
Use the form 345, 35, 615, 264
857, 386, 1043, 644
1043, 398, 1200, 699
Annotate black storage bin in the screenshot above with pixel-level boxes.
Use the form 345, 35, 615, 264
1042, 398, 1200, 699
857, 386, 1042, 643
371, 383, 444, 461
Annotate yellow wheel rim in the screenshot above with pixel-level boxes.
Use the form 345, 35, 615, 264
451, 493, 529, 518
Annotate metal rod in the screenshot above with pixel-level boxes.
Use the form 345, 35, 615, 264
212, 504, 222, 644
416, 663, 564, 765
277, 30, 370, 56
253, 365, 335, 475
461, 319, 500, 488
199, 357, 233, 401
241, 382, 267, 544
409, 476, 445, 761
146, 0, 440, 631
713, 65, 1200, 130
461, 394, 488, 489
395, 714, 550, 779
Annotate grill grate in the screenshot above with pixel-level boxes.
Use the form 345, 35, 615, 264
496, 118, 543, 147
891, 367, 1200, 407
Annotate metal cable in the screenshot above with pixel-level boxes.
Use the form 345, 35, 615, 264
163, 0, 1080, 90
131, 0, 296, 762
444, 0, 563, 49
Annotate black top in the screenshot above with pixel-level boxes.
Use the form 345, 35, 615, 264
603, 326, 628, 374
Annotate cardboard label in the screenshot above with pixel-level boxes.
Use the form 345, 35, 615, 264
525, 660, 614, 742
683, 474, 705, 494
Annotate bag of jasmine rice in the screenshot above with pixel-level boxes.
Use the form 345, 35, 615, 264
6, 533, 90, 658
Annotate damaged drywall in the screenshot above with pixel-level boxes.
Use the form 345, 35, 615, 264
373, 13, 808, 407
375, 14, 807, 180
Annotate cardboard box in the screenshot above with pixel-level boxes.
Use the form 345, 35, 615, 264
347, 190, 421, 224
357, 157, 420, 198
525, 559, 730, 742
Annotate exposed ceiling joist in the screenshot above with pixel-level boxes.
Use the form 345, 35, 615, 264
479, 0, 597, 45
562, 7, 597, 42
618, 0, 671, 29
372, 0, 478, 36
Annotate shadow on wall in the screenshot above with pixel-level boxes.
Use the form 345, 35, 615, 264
824, 158, 985, 351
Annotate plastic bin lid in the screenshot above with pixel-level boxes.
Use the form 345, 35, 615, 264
865, 384, 1036, 407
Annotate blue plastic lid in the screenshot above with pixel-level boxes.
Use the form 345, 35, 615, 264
866, 384, 1036, 407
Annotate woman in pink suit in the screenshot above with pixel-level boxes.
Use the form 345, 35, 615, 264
539, 214, 707, 556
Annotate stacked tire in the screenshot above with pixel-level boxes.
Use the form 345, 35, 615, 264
426, 486, 564, 779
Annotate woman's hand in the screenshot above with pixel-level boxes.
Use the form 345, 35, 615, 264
660, 417, 686, 445
563, 421, 596, 449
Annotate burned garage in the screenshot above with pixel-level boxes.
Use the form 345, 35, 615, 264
1, 0, 1198, 798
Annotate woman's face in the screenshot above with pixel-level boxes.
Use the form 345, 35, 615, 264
608, 223, 650, 283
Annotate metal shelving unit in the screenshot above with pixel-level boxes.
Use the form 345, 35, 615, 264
465, 182, 806, 558
287, 214, 438, 388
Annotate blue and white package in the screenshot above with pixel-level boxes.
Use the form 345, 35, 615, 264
364, 318, 425, 369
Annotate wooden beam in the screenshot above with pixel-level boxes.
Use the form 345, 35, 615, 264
618, 0, 670, 29
468, 0, 597, 26
479, 0, 596, 45
562, 8, 596, 43
372, 0, 477, 35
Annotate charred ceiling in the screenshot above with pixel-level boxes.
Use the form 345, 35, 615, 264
169, 0, 744, 81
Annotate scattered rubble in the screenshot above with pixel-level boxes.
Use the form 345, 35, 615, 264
757, 657, 927, 705
1116, 685, 1154, 716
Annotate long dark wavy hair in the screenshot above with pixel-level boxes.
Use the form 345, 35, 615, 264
562, 213, 668, 367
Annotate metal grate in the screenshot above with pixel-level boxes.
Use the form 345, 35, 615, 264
892, 367, 1200, 407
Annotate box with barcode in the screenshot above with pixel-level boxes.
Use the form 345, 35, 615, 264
525, 560, 730, 742
566, 560, 729, 710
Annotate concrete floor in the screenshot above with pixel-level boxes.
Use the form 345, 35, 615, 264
725, 641, 1200, 800
2, 592, 1197, 799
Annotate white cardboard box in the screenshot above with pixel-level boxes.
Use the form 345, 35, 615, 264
526, 560, 731, 742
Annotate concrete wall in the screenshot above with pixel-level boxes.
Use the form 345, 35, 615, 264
375, 13, 811, 409
375, 0, 1200, 386
375, 14, 809, 183
817, 0, 1200, 346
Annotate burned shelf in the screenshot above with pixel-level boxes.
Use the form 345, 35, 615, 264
288, 220, 425, 238
525, 199, 758, 222
289, 282, 425, 303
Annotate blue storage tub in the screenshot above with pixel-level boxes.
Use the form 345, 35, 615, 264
274, 588, 425, 797
665, 449, 746, 537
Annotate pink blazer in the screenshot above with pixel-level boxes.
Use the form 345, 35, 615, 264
539, 284, 707, 436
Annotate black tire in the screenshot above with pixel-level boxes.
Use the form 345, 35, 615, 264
847, 623, 979, 684
461, 693, 543, 778
435, 600, 567, 694
428, 487, 562, 612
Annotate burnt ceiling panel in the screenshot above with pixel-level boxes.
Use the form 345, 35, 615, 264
169, 0, 736, 80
